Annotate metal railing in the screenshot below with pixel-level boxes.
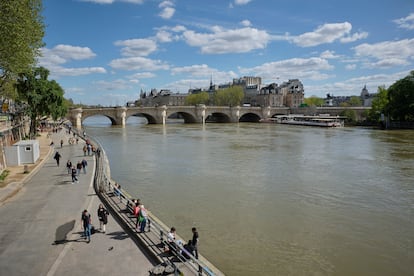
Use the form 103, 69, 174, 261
87, 133, 218, 276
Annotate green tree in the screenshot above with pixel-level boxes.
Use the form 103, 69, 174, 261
340, 109, 357, 123
16, 67, 67, 137
0, 0, 45, 98
214, 86, 244, 106
185, 92, 210, 105
304, 96, 324, 107
369, 86, 388, 122
387, 71, 414, 121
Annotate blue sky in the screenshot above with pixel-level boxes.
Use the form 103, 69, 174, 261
39, 0, 414, 106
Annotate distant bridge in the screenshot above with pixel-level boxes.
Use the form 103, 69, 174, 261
67, 105, 370, 127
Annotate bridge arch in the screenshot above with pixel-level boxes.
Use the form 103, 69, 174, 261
205, 111, 232, 123
126, 112, 158, 124
239, 112, 262, 122
82, 113, 117, 125
166, 111, 198, 123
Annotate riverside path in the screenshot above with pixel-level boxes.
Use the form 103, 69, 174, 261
0, 129, 155, 276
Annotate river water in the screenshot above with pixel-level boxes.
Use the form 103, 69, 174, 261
83, 116, 414, 276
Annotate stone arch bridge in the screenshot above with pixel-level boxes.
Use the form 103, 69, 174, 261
67, 105, 370, 127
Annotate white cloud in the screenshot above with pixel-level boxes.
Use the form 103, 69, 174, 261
240, 20, 252, 27
182, 27, 271, 54
171, 64, 237, 80
51, 67, 107, 77
38, 45, 106, 77
353, 38, 414, 68
128, 72, 156, 79
292, 22, 366, 47
114, 39, 157, 56
159, 1, 175, 19
306, 71, 410, 97
49, 44, 97, 60
393, 13, 414, 30
234, 0, 252, 5
345, 64, 356, 70
320, 50, 340, 59
109, 57, 169, 71
239, 57, 334, 81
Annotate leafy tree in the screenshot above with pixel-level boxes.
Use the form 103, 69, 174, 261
214, 86, 244, 106
387, 71, 414, 121
304, 96, 324, 107
0, 0, 45, 98
185, 92, 210, 105
340, 109, 357, 123
16, 67, 67, 137
369, 86, 388, 122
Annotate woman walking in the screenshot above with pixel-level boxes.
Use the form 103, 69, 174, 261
97, 204, 109, 233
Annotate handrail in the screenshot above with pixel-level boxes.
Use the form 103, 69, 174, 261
84, 132, 219, 276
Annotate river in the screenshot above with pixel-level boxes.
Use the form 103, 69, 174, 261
83, 116, 414, 276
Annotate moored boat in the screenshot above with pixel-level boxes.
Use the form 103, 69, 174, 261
260, 115, 345, 127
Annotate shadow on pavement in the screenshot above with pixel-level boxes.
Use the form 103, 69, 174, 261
106, 231, 129, 240
53, 220, 76, 245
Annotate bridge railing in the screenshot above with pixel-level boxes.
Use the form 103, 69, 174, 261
83, 132, 222, 276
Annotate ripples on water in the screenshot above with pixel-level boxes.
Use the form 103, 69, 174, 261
84, 117, 414, 276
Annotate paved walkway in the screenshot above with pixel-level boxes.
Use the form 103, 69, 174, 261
0, 129, 155, 276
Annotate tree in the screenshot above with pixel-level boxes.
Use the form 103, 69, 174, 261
387, 71, 414, 121
185, 92, 210, 105
16, 67, 67, 137
304, 96, 324, 107
369, 86, 388, 122
214, 86, 244, 106
0, 0, 44, 98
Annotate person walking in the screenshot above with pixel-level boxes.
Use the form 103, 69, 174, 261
66, 160, 72, 174
60, 139, 63, 148
76, 161, 82, 175
97, 204, 109, 233
83, 145, 87, 156
71, 166, 78, 184
81, 210, 91, 243
81, 158, 88, 174
191, 227, 199, 259
54, 151, 61, 167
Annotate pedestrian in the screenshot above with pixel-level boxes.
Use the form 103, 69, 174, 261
81, 210, 91, 243
71, 166, 78, 183
76, 161, 82, 175
83, 145, 87, 156
66, 160, 72, 174
87, 144, 91, 155
54, 151, 61, 166
97, 204, 109, 233
60, 139, 63, 148
165, 227, 176, 253
191, 227, 199, 259
138, 204, 148, 233
81, 158, 88, 174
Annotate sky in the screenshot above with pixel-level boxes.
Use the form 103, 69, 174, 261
39, 0, 414, 106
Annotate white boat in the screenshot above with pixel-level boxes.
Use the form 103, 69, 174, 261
261, 115, 344, 127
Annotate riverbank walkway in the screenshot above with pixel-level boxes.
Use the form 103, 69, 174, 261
0, 129, 155, 275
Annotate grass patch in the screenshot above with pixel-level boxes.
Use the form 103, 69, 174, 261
0, 170, 10, 187
0, 170, 10, 181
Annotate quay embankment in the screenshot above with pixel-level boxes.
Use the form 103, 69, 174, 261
0, 128, 154, 276
90, 134, 225, 276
